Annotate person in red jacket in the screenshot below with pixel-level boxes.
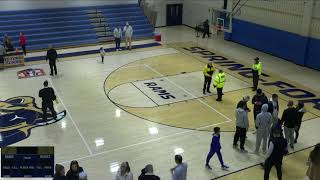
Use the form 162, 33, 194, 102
19, 32, 27, 55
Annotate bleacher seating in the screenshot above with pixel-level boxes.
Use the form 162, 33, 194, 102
100, 4, 154, 40
0, 7, 98, 51
0, 4, 154, 51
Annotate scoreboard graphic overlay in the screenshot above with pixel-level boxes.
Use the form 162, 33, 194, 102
1, 146, 54, 178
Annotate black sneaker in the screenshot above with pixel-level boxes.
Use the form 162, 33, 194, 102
207, 90, 212, 93
205, 164, 212, 170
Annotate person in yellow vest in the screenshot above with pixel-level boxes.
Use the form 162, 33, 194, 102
203, 62, 215, 94
252, 57, 262, 91
213, 69, 225, 101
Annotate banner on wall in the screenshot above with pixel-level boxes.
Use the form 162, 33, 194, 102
3, 53, 24, 68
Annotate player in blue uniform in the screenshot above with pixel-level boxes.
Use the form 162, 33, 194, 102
205, 127, 229, 170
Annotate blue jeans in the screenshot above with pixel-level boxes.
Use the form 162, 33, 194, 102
206, 148, 224, 166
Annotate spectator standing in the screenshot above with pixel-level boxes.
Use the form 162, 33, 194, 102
281, 100, 297, 149
306, 143, 320, 180
66, 160, 84, 180
252, 89, 268, 129
2, 34, 8, 46
5, 38, 14, 52
205, 127, 229, 170
294, 102, 306, 143
123, 22, 133, 50
269, 94, 279, 123
113, 27, 122, 51
138, 164, 160, 180
116, 162, 133, 180
46, 45, 58, 76
53, 164, 67, 180
202, 19, 210, 38
100, 47, 105, 63
263, 129, 288, 180
170, 155, 187, 180
233, 101, 249, 152
0, 43, 5, 66
255, 104, 273, 154
19, 32, 27, 55
236, 95, 251, 112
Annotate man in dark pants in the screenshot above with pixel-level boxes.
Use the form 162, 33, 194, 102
39, 80, 57, 121
252, 89, 268, 129
213, 69, 225, 102
252, 57, 262, 91
46, 45, 58, 76
262, 129, 288, 180
203, 62, 215, 94
233, 101, 249, 152
202, 19, 210, 38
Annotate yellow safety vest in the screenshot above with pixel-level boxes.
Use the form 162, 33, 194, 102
252, 62, 262, 76
203, 65, 215, 77
214, 72, 225, 88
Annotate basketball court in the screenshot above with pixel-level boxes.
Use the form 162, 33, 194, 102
1, 0, 320, 179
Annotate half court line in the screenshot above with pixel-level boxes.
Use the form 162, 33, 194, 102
143, 64, 233, 122
47, 78, 93, 155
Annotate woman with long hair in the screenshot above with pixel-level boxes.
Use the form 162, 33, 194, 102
307, 143, 320, 180
116, 162, 133, 180
66, 160, 84, 180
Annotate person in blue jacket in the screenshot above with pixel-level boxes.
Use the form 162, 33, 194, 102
205, 127, 229, 170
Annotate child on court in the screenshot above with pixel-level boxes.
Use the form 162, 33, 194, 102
100, 47, 105, 63
205, 127, 229, 170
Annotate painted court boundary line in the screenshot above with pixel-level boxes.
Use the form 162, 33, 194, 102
143, 64, 233, 122
47, 79, 93, 155
58, 119, 230, 165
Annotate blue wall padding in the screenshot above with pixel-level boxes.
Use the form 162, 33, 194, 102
225, 19, 320, 70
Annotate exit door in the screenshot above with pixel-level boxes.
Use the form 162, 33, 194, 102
166, 4, 183, 26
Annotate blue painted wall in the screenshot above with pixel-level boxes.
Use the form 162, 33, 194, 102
225, 18, 320, 70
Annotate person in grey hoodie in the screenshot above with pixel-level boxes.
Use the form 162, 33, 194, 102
233, 101, 249, 152
255, 104, 273, 154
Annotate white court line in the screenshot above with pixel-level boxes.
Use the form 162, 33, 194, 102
58, 119, 230, 164
47, 78, 93, 155
143, 64, 233, 122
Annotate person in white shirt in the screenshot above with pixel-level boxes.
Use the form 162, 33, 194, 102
123, 22, 133, 50
113, 27, 122, 51
100, 47, 105, 63
170, 155, 187, 180
116, 162, 133, 180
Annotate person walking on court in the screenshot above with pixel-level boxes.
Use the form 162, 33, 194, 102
205, 127, 229, 170
233, 101, 249, 152
203, 62, 215, 94
170, 155, 187, 180
252, 57, 262, 91
262, 129, 288, 180
19, 32, 27, 55
116, 162, 133, 180
213, 69, 225, 102
306, 143, 320, 180
255, 104, 273, 154
123, 22, 133, 50
294, 101, 306, 143
202, 19, 210, 38
114, 27, 122, 51
39, 80, 57, 121
269, 94, 279, 123
100, 47, 105, 63
281, 100, 297, 149
252, 89, 268, 129
138, 164, 160, 180
46, 45, 58, 76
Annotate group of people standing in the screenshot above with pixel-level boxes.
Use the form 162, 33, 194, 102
113, 22, 133, 51
1, 32, 27, 55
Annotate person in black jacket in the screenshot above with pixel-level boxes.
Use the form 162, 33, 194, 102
39, 80, 57, 121
281, 100, 297, 149
202, 19, 210, 38
46, 44, 58, 76
262, 129, 288, 180
294, 102, 306, 143
138, 164, 160, 180
66, 160, 84, 180
252, 89, 268, 128
54, 164, 67, 180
